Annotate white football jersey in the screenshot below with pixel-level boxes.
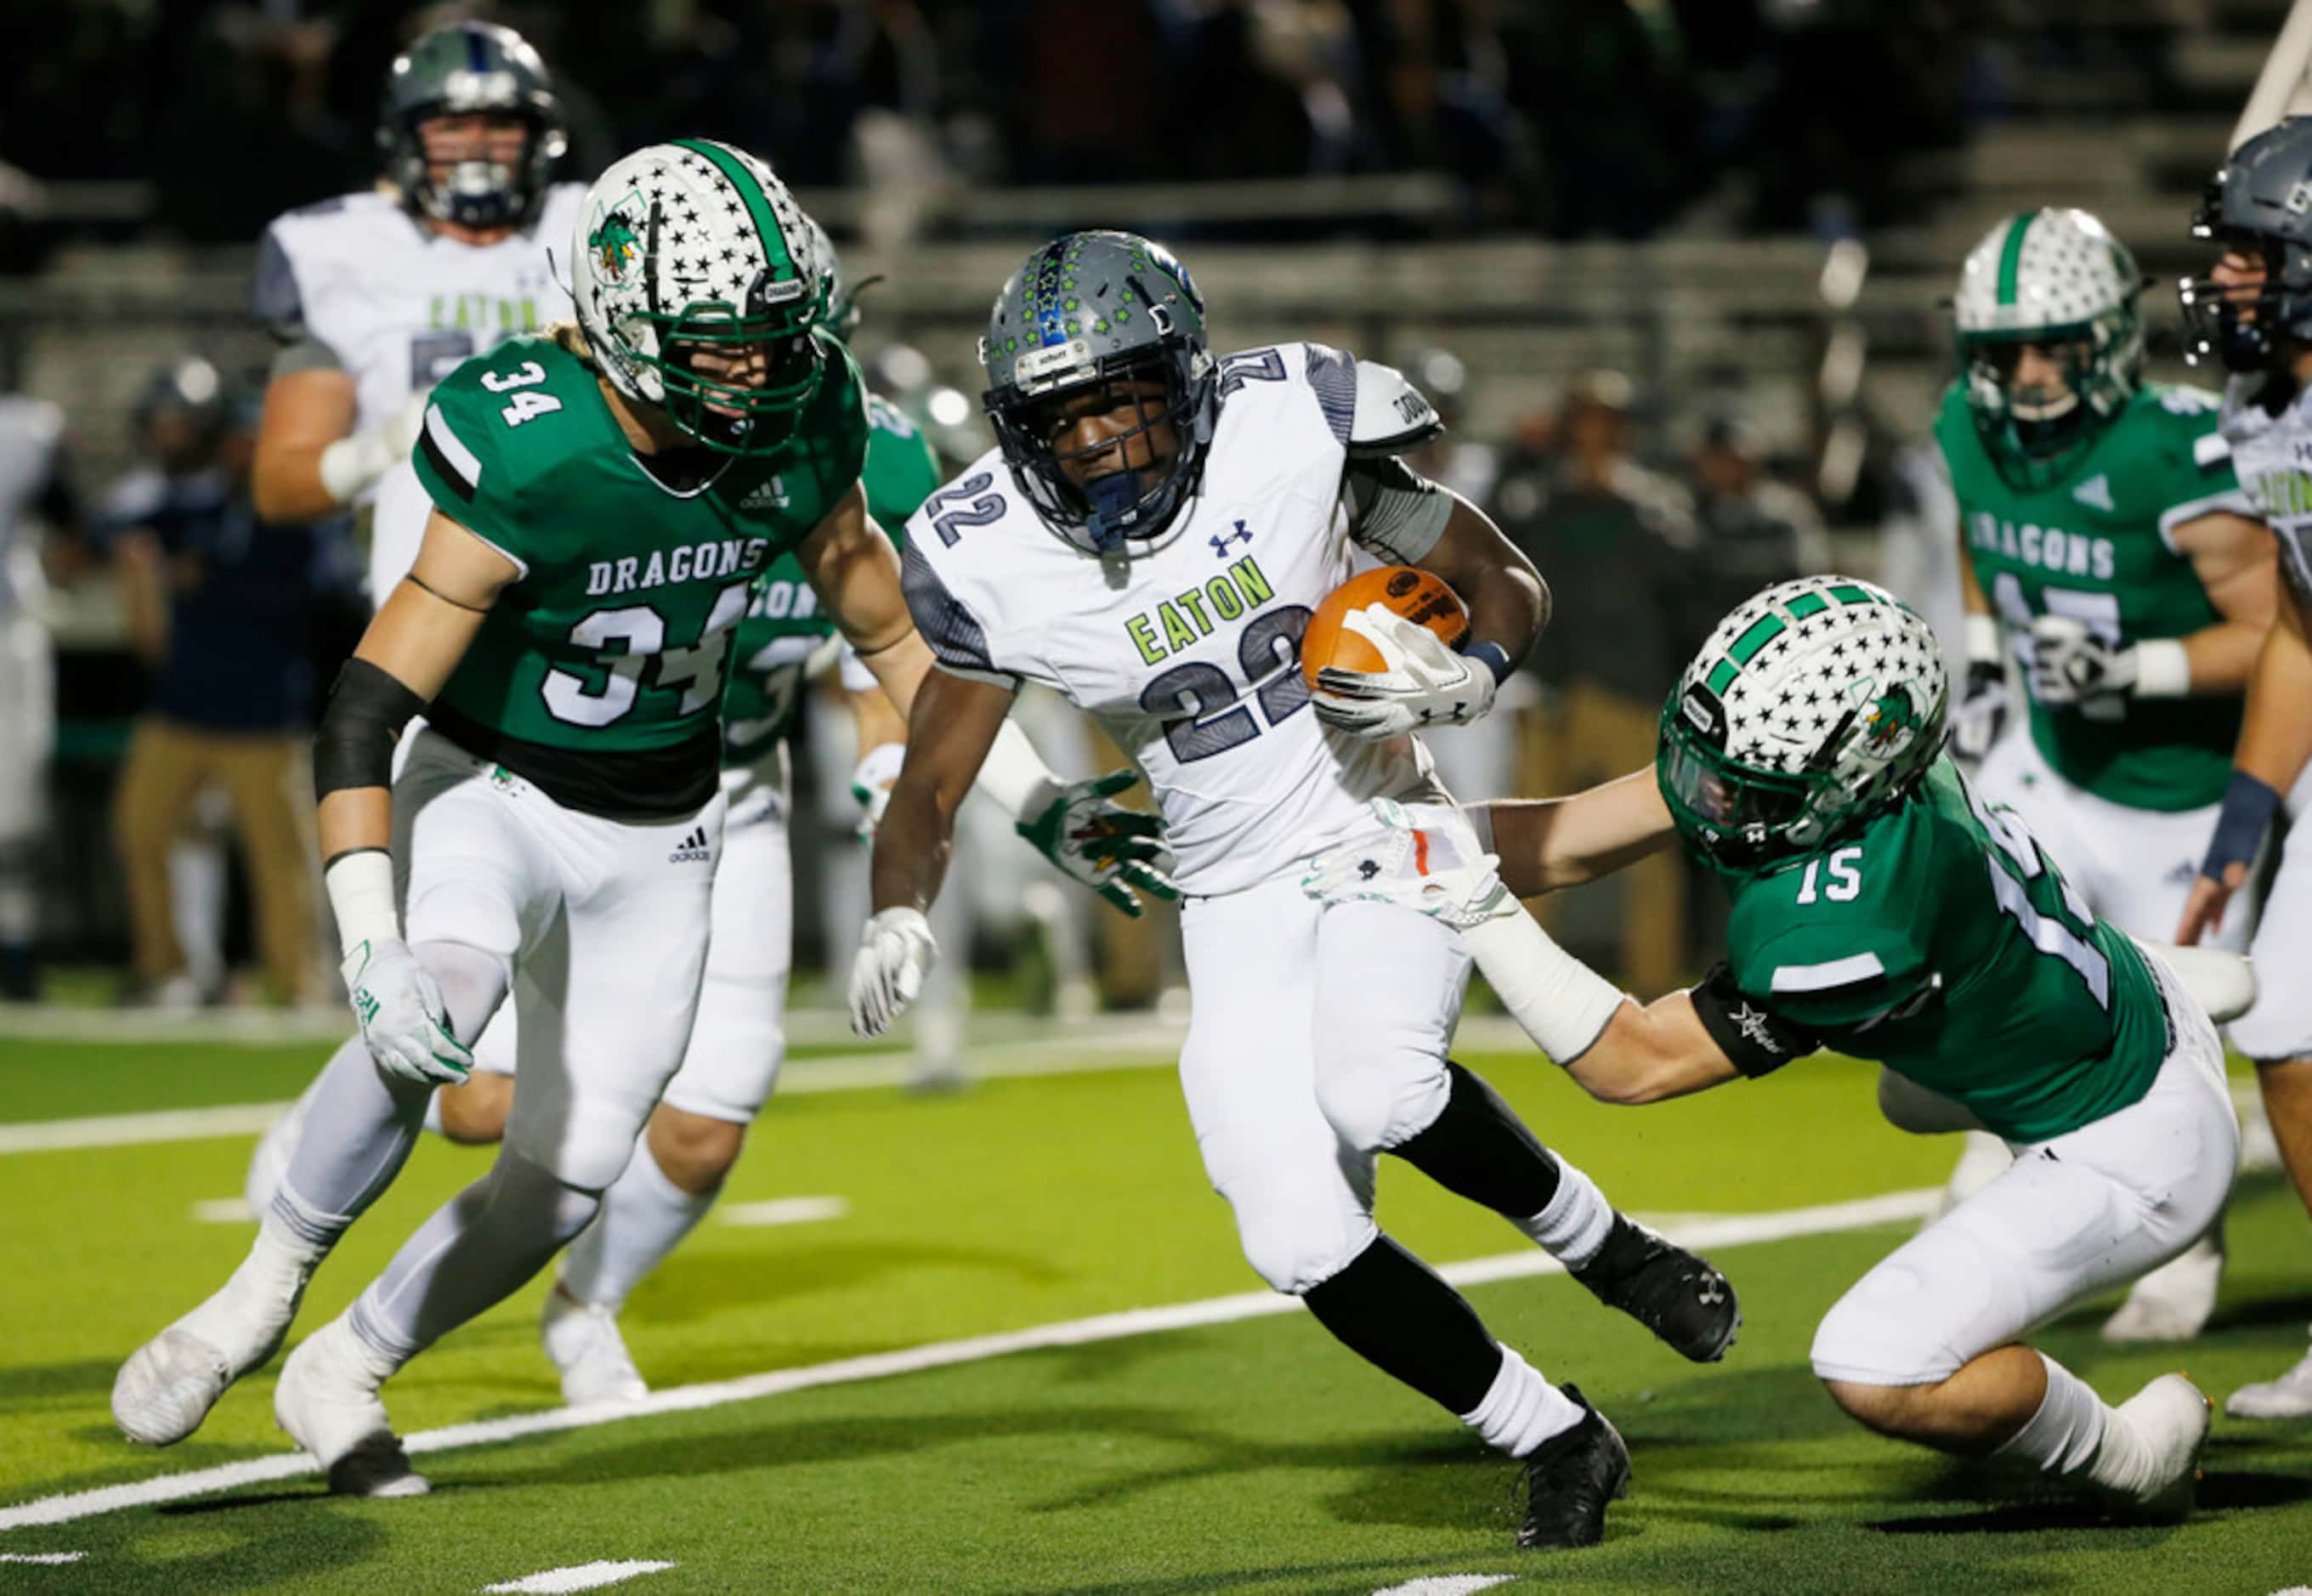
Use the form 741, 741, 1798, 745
0, 397, 63, 623
254, 184, 585, 598
904, 342, 1447, 896
2220, 373, 2312, 601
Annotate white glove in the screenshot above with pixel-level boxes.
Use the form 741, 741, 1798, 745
849, 906, 938, 1037
1311, 605, 1497, 740
318, 392, 430, 505
849, 742, 906, 838
1947, 659, 2009, 764
342, 937, 472, 1086
1014, 769, 1180, 917
1300, 798, 1516, 929
2028, 614, 2134, 705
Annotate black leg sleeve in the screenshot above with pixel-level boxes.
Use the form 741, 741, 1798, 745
1386, 1060, 1563, 1220
1301, 1233, 1504, 1416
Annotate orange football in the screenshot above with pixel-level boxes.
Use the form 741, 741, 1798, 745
1301, 566, 1470, 688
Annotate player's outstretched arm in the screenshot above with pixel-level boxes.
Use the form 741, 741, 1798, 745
252, 366, 427, 524
316, 508, 516, 1083
1480, 769, 1677, 898
2182, 577, 2312, 942
2169, 511, 2279, 694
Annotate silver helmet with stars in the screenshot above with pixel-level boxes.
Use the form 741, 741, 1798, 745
570, 139, 831, 455
1658, 575, 1949, 872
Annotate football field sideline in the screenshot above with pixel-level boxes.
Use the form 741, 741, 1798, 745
0, 1186, 1938, 1534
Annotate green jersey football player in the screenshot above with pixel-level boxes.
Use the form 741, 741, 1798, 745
1934, 207, 2276, 1344
1307, 575, 2245, 1518
112, 140, 1163, 1496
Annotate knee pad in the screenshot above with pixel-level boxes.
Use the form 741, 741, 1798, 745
1221, 1176, 1378, 1295
1312, 1047, 1451, 1154
415, 939, 513, 1044
1810, 1261, 1969, 1386
490, 1148, 607, 1243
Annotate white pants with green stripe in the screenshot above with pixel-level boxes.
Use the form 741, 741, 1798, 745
1811, 953, 2236, 1384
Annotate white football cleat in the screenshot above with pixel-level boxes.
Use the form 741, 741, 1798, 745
2106, 1372, 2211, 1520
2225, 1341, 2312, 1419
275, 1318, 427, 1497
112, 1242, 313, 1446
242, 1078, 320, 1216
541, 1284, 649, 1407
2102, 1229, 2224, 1344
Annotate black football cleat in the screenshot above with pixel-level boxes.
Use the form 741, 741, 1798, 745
1517, 1383, 1630, 1550
1571, 1214, 1740, 1362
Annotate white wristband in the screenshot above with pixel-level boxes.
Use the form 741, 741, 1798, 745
978, 716, 1061, 824
2131, 637, 2190, 698
1460, 905, 1631, 1062
1964, 613, 2003, 668
324, 850, 401, 959
317, 432, 389, 506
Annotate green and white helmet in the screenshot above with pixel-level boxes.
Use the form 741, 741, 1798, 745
1951, 207, 2145, 488
570, 139, 830, 455
1658, 576, 1949, 873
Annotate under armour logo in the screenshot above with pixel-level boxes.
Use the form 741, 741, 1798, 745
1210, 520, 1254, 557
1357, 857, 1382, 880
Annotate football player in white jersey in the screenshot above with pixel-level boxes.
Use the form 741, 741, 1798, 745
2174, 115, 2312, 1418
0, 390, 76, 1000
852, 230, 1742, 1550
243, 19, 580, 1138
250, 20, 581, 607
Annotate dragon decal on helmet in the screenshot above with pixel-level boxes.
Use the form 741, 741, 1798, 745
570, 139, 831, 456
1949, 207, 2145, 490
980, 230, 1219, 556
1658, 576, 1950, 873
378, 21, 568, 232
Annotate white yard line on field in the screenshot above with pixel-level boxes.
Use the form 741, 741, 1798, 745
479, 1561, 677, 1593
717, 1197, 847, 1227
1369, 1577, 1516, 1596
0, 1187, 1936, 1533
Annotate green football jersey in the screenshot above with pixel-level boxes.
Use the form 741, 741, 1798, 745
1725, 759, 2171, 1142
1934, 381, 2248, 810
719, 393, 942, 767
411, 331, 869, 815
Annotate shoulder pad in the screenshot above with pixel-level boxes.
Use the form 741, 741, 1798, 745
1348, 358, 1444, 456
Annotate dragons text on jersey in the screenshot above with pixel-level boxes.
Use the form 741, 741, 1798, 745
410, 331, 869, 818
1935, 381, 2253, 809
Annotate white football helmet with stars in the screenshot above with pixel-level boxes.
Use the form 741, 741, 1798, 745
1658, 575, 1950, 870
570, 138, 830, 453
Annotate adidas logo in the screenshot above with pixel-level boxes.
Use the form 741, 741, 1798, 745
2071, 473, 2114, 512
668, 826, 711, 864
740, 477, 789, 511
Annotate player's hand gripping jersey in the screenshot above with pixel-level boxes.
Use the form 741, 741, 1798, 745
720, 393, 941, 770
1935, 382, 2252, 808
901, 342, 1442, 895
1724, 757, 2171, 1141
409, 331, 869, 816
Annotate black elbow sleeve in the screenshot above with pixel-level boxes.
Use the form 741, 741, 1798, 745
1689, 962, 1817, 1078
314, 659, 428, 802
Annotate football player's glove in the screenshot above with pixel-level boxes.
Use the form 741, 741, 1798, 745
1300, 798, 1514, 930
2029, 614, 2131, 704
849, 906, 938, 1038
849, 742, 905, 838
1016, 770, 1179, 917
1311, 607, 1497, 740
1948, 658, 2009, 763
342, 937, 471, 1086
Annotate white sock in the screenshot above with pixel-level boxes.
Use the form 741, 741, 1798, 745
1994, 1352, 2111, 1480
1459, 1344, 1587, 1457
1521, 1162, 1613, 1271
558, 1139, 718, 1310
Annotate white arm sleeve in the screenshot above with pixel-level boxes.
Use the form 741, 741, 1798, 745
975, 716, 1063, 825
1460, 904, 1632, 1062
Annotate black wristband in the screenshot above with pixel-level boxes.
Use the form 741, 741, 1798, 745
2201, 770, 2281, 882
1689, 961, 1817, 1078
314, 658, 428, 802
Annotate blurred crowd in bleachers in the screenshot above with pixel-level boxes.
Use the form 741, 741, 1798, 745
0, 0, 1995, 252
